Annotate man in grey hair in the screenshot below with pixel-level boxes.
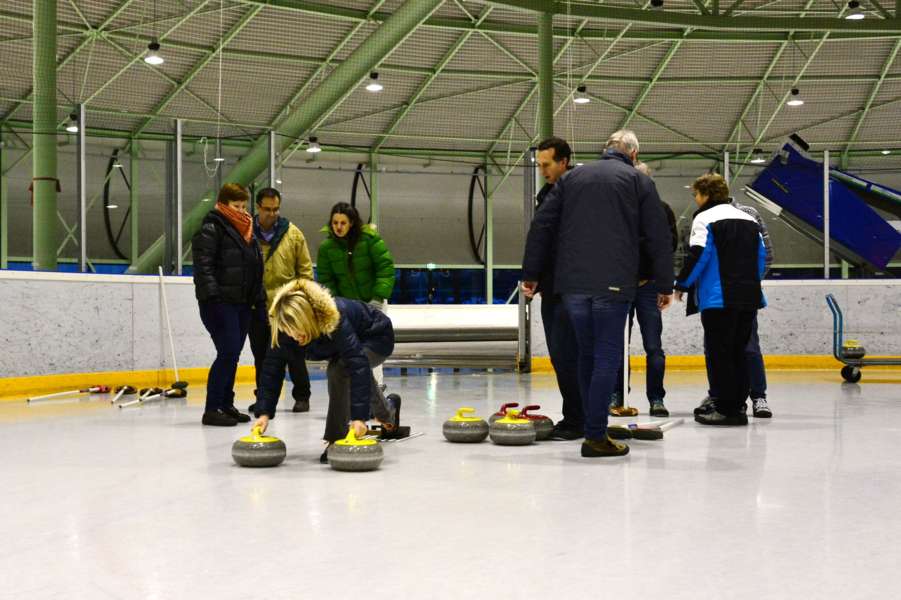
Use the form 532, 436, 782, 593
522, 130, 674, 458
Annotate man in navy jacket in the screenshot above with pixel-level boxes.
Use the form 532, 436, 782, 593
522, 130, 674, 458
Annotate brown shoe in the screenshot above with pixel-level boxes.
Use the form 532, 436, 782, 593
581, 436, 630, 457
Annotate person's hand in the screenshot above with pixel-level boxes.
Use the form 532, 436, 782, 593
521, 281, 538, 299
674, 290, 684, 302
657, 293, 674, 311
253, 415, 269, 434
351, 420, 368, 438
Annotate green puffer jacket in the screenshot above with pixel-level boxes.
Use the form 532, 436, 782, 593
316, 225, 395, 302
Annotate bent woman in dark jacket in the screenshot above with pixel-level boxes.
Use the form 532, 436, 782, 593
251, 279, 400, 462
192, 183, 265, 427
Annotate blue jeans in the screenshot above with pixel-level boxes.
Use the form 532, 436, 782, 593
563, 294, 631, 440
198, 301, 252, 412
616, 285, 666, 403
541, 294, 583, 429
707, 314, 767, 400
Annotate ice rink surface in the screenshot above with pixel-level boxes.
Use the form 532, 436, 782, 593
2, 369, 899, 599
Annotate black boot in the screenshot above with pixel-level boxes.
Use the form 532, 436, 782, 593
223, 405, 251, 423
292, 399, 310, 413
202, 409, 238, 427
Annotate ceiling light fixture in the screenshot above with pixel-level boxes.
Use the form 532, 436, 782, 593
650, 0, 665, 10
787, 87, 804, 107
106, 204, 119, 209
750, 149, 767, 164
574, 85, 590, 104
65, 112, 79, 133
881, 150, 891, 155
306, 136, 322, 153
845, 0, 865, 20
366, 72, 383, 93
144, 40, 164, 65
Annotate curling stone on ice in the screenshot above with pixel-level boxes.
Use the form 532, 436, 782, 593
518, 405, 555, 441
328, 427, 384, 472
443, 407, 489, 443
488, 402, 520, 424
489, 413, 536, 446
232, 426, 287, 468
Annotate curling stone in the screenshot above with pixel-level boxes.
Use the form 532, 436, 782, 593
443, 407, 489, 443
518, 405, 555, 441
489, 413, 536, 446
488, 402, 520, 424
841, 340, 866, 360
232, 426, 287, 468
328, 428, 384, 472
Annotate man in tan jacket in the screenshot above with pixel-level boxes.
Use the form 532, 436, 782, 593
248, 187, 315, 413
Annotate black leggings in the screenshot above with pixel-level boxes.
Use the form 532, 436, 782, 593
701, 308, 757, 416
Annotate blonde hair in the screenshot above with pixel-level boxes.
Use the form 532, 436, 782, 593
635, 161, 652, 176
268, 279, 340, 347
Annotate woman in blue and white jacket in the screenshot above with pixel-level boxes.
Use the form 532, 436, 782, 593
674, 174, 766, 427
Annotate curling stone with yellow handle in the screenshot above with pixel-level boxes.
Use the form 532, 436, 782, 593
328, 427, 384, 472
443, 407, 489, 443
489, 413, 536, 446
232, 426, 287, 468
518, 405, 555, 441
488, 402, 520, 424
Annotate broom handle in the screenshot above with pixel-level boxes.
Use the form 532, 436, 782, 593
658, 418, 685, 432
110, 388, 126, 404
622, 317, 629, 408
158, 267, 180, 381
27, 389, 81, 402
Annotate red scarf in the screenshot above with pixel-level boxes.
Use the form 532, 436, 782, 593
216, 203, 253, 244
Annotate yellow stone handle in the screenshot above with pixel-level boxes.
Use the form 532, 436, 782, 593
456, 407, 476, 419
251, 426, 263, 441
344, 427, 358, 443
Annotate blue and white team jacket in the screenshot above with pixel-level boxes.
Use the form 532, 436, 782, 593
675, 202, 767, 313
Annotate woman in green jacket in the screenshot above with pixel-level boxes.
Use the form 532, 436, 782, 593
317, 202, 396, 385
316, 202, 395, 305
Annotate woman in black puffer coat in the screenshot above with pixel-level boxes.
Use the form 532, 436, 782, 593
192, 183, 265, 427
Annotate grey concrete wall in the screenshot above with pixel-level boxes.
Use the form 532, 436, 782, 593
2, 272, 900, 379
530, 280, 901, 358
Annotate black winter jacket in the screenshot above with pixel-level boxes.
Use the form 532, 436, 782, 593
191, 209, 265, 306
253, 298, 394, 421
522, 150, 674, 300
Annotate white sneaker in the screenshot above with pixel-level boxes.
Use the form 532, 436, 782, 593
752, 398, 772, 418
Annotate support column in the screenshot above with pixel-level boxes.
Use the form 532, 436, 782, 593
823, 149, 830, 280
268, 130, 277, 188
32, 0, 58, 271
485, 161, 494, 304
369, 151, 379, 228
76, 104, 87, 272
537, 11, 554, 141
129, 139, 140, 265
1, 134, 7, 269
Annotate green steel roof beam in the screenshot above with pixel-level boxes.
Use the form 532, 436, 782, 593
731, 12, 842, 180
867, 0, 893, 21
0, 0, 138, 127
131, 6, 264, 138
488, 0, 901, 31
4, 9, 900, 42
840, 38, 901, 165
279, 1, 447, 166
101, 37, 248, 135
267, 0, 390, 132
373, 5, 495, 152
77, 1, 213, 117
723, 0, 750, 17
129, 0, 445, 274
619, 40, 684, 130
693, 0, 711, 16
486, 18, 591, 157
720, 0, 817, 168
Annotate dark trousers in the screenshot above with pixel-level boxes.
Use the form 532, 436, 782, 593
198, 302, 252, 413
706, 314, 767, 400
541, 294, 583, 429
616, 285, 666, 403
563, 294, 631, 440
701, 308, 757, 416
248, 315, 311, 403
324, 348, 392, 443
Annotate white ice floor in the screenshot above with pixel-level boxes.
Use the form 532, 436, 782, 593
2, 369, 900, 599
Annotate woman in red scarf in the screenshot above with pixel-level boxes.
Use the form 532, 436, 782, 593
192, 184, 265, 426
